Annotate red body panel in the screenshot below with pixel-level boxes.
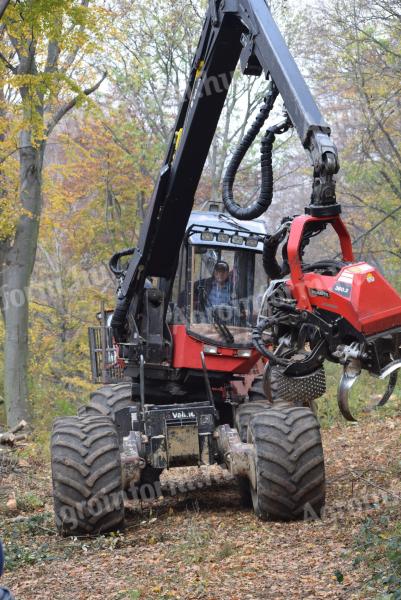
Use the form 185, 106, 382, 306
170, 324, 261, 373
287, 214, 354, 311
286, 215, 401, 335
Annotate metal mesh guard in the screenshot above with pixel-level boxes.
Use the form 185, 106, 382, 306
271, 365, 326, 406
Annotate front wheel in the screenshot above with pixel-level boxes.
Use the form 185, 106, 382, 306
248, 407, 325, 521
51, 415, 125, 535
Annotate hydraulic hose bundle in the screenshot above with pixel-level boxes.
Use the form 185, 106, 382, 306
262, 219, 292, 279
222, 82, 291, 220
252, 318, 290, 367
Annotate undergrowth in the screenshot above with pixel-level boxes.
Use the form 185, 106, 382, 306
316, 362, 401, 429
354, 515, 401, 599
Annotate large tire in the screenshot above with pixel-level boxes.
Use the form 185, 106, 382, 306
235, 401, 270, 443
235, 375, 272, 443
78, 383, 163, 494
78, 382, 135, 421
249, 376, 267, 402
51, 415, 125, 535
235, 378, 271, 507
248, 407, 325, 521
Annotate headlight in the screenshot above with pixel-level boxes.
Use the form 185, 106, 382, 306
203, 344, 219, 355
201, 231, 215, 242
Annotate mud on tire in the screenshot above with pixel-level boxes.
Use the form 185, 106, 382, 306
248, 407, 325, 521
51, 415, 125, 535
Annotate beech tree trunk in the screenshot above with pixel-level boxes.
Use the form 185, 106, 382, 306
2, 133, 44, 427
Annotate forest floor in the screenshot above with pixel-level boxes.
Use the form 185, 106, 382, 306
1, 411, 401, 600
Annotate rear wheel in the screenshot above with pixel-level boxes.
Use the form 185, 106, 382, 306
249, 375, 267, 403
78, 382, 135, 420
51, 415, 125, 535
235, 401, 271, 443
235, 375, 272, 443
248, 407, 325, 521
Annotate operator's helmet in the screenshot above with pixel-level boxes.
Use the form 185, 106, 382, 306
213, 260, 229, 273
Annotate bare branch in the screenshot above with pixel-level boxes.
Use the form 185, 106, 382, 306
351, 204, 401, 249
340, 189, 399, 218
46, 71, 107, 136
102, 121, 136, 159
63, 1, 90, 72
0, 50, 16, 72
0, 145, 19, 165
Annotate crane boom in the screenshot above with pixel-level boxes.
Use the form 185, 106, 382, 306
112, 0, 339, 342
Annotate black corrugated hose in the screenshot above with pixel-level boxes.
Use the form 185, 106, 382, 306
222, 83, 292, 220
252, 318, 290, 366
262, 227, 290, 280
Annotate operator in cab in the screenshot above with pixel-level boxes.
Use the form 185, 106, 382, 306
207, 261, 232, 306
193, 260, 234, 323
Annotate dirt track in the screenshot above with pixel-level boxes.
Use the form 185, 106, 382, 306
2, 415, 401, 599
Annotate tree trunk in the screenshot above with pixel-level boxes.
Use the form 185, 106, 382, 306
2, 134, 44, 427
3, 276, 30, 426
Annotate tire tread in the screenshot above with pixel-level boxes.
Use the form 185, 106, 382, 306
51, 415, 125, 535
249, 407, 325, 521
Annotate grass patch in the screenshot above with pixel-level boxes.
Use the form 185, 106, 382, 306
354, 516, 401, 598
16, 492, 45, 512
170, 517, 214, 566
1, 512, 129, 572
316, 362, 401, 428
115, 591, 141, 600
3, 513, 56, 538
3, 513, 58, 570
216, 540, 235, 561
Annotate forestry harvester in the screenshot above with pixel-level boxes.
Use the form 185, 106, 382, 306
51, 0, 401, 535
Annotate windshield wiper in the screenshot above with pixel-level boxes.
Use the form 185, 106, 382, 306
201, 288, 235, 344
218, 213, 255, 234
212, 307, 234, 344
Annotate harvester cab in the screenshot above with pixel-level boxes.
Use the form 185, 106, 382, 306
166, 210, 267, 373
90, 208, 267, 387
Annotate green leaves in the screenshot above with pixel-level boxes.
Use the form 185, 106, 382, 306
334, 570, 344, 584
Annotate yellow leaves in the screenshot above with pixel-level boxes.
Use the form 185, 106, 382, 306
0, 197, 21, 241
23, 104, 155, 412
60, 376, 93, 392
0, 0, 114, 153
0, 5, 156, 417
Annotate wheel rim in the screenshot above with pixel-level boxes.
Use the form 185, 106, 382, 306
247, 428, 259, 514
